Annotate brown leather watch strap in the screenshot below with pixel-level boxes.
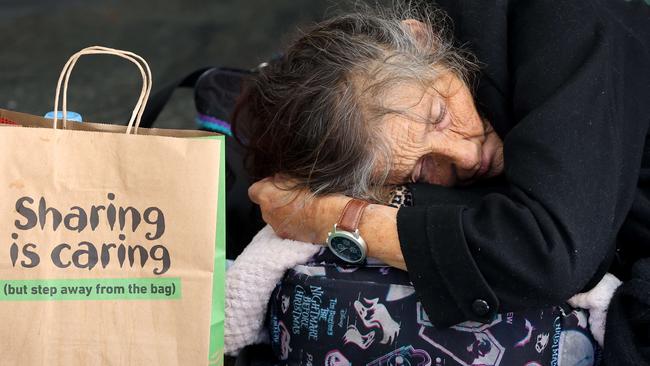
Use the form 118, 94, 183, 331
337, 198, 370, 232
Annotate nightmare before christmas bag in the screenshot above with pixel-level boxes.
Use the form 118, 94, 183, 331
268, 250, 602, 366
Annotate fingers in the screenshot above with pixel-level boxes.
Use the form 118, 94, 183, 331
248, 177, 273, 204
249, 175, 304, 206
248, 183, 260, 204
247, 175, 320, 242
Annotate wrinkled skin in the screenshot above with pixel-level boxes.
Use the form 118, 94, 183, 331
381, 71, 503, 187
249, 178, 319, 242
249, 71, 504, 244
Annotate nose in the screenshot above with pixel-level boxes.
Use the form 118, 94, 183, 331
427, 138, 481, 171
421, 138, 481, 184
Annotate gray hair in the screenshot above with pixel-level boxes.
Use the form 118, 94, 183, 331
234, 2, 476, 202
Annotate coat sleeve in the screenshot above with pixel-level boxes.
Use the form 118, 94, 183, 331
397, 0, 650, 326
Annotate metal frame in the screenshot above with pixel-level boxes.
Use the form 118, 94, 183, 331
326, 224, 367, 264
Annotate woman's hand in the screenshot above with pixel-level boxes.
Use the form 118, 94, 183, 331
249, 176, 407, 270
248, 176, 349, 243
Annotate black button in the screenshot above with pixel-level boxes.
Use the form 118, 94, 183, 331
472, 299, 490, 316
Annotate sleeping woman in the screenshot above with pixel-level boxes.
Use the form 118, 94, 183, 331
225, 2, 650, 364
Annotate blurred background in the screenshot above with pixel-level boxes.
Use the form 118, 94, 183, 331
0, 0, 386, 129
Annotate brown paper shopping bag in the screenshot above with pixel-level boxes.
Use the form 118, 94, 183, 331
0, 47, 223, 365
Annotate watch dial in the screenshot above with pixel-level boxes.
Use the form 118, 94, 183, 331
330, 236, 363, 262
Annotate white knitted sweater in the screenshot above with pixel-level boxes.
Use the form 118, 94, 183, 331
224, 226, 320, 355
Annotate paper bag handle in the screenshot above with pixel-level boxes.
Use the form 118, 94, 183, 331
52, 46, 152, 134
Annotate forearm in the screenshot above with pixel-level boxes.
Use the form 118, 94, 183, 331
361, 204, 405, 270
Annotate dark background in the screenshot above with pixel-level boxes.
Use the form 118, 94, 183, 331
0, 0, 382, 129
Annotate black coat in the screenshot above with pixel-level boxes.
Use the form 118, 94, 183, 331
396, 1, 650, 363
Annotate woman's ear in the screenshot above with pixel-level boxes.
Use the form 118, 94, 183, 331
401, 19, 430, 48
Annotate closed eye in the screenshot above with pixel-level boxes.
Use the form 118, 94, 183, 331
434, 102, 447, 125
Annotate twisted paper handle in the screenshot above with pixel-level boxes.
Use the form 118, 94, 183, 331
52, 46, 152, 134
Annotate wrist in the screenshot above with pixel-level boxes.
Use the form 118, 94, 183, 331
317, 195, 351, 243
325, 197, 370, 263
319, 196, 405, 269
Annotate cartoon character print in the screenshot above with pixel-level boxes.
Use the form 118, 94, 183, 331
467, 333, 493, 358
514, 320, 534, 347
419, 317, 505, 366
269, 265, 600, 366
468, 332, 504, 365
343, 324, 375, 349
368, 346, 433, 366
353, 297, 401, 345
281, 294, 290, 314
325, 350, 351, 366
535, 333, 550, 353
278, 321, 292, 360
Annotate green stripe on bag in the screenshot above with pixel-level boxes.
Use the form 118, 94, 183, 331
208, 135, 226, 365
0, 277, 181, 300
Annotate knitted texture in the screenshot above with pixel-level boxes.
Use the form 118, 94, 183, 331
568, 273, 622, 347
224, 225, 320, 356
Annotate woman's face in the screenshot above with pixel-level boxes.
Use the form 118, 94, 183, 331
379, 71, 504, 186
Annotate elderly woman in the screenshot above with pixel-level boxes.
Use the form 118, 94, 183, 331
237, 1, 650, 364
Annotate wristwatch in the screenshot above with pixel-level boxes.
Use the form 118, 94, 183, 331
326, 198, 370, 263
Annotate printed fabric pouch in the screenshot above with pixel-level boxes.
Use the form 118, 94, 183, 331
0, 47, 225, 365
268, 249, 602, 366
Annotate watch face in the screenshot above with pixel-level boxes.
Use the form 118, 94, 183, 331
329, 235, 364, 263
